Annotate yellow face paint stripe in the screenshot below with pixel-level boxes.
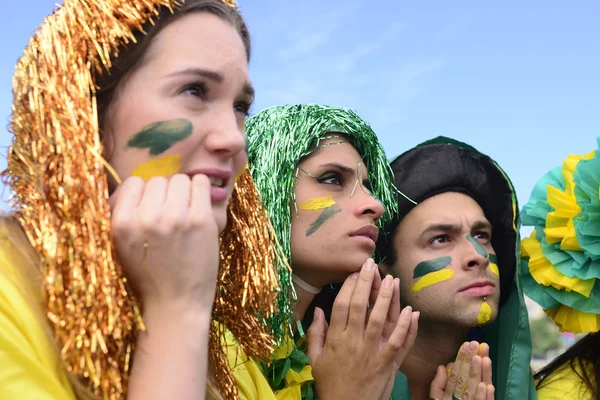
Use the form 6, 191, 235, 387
131, 154, 181, 181
489, 263, 500, 278
477, 301, 492, 326
412, 269, 455, 292
299, 195, 336, 210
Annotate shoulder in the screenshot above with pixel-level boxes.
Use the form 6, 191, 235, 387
224, 329, 278, 400
537, 360, 594, 400
0, 217, 76, 399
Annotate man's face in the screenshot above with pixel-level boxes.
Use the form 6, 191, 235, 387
382, 192, 501, 328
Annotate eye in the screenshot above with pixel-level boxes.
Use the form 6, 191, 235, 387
317, 172, 343, 186
234, 100, 252, 117
430, 235, 449, 245
181, 82, 207, 98
473, 231, 491, 242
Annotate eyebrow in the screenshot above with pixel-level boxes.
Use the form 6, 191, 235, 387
167, 67, 255, 98
471, 220, 493, 232
418, 220, 492, 241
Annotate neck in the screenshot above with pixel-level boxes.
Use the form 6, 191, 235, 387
400, 319, 468, 400
293, 283, 318, 323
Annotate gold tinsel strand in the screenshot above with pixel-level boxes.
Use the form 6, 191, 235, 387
215, 169, 283, 398
3, 0, 280, 398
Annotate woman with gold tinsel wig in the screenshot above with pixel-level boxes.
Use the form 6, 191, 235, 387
0, 0, 281, 399
520, 137, 600, 399
244, 104, 420, 399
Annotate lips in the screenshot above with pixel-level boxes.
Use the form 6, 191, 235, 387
350, 225, 379, 243
459, 280, 496, 297
185, 168, 232, 201
185, 169, 232, 187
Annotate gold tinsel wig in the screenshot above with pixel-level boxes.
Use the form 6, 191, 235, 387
1, 0, 281, 398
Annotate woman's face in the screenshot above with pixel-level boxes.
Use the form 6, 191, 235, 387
290, 137, 386, 286
104, 12, 252, 233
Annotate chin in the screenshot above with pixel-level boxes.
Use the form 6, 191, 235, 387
215, 208, 228, 234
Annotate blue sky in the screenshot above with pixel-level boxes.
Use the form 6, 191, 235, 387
1, 0, 599, 216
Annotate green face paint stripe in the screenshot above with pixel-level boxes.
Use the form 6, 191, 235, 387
412, 256, 452, 279
127, 118, 193, 156
305, 205, 341, 236
466, 234, 488, 258
489, 253, 498, 264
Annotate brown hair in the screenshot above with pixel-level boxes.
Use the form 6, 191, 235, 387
96, 2, 251, 398
97, 0, 251, 142
3, 1, 251, 399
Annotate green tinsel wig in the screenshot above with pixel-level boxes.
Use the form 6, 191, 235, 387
245, 104, 398, 341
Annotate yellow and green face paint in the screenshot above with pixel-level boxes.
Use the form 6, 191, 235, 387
299, 196, 342, 236
126, 118, 194, 180
466, 234, 500, 278
127, 119, 192, 155
299, 195, 336, 211
489, 253, 500, 278
411, 256, 455, 292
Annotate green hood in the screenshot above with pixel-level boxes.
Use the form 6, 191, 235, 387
384, 137, 536, 400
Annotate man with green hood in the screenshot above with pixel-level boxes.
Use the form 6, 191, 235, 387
376, 137, 536, 399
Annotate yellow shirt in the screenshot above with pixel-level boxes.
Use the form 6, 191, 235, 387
225, 331, 313, 400
0, 234, 76, 399
537, 360, 594, 400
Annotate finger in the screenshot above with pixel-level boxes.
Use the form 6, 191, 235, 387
482, 356, 492, 385
474, 382, 486, 400
381, 305, 413, 363
364, 275, 395, 344
486, 384, 495, 400
139, 177, 168, 223
365, 267, 383, 327
444, 342, 469, 396
478, 342, 489, 358
165, 173, 192, 212
369, 265, 382, 308
453, 341, 479, 397
111, 177, 145, 244
111, 176, 144, 214
386, 278, 401, 329
189, 174, 213, 226
306, 307, 326, 365
346, 258, 377, 333
328, 271, 359, 335
463, 355, 482, 399
428, 365, 447, 400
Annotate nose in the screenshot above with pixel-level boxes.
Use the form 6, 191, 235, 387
461, 235, 490, 271
203, 105, 246, 158
353, 189, 386, 223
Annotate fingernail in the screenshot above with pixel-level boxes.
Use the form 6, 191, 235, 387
469, 342, 478, 351
383, 275, 393, 287
366, 258, 375, 270
352, 272, 360, 279
414, 311, 420, 319
313, 307, 320, 321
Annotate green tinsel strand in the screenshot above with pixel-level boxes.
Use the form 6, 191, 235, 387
246, 104, 398, 343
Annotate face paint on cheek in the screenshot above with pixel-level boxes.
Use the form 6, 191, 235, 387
477, 301, 492, 326
299, 195, 336, 211
411, 256, 455, 292
488, 253, 500, 278
131, 154, 181, 181
305, 205, 341, 236
127, 118, 193, 155
413, 256, 452, 279
466, 234, 488, 258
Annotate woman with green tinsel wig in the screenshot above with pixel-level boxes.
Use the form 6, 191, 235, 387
242, 104, 420, 399
520, 136, 600, 400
